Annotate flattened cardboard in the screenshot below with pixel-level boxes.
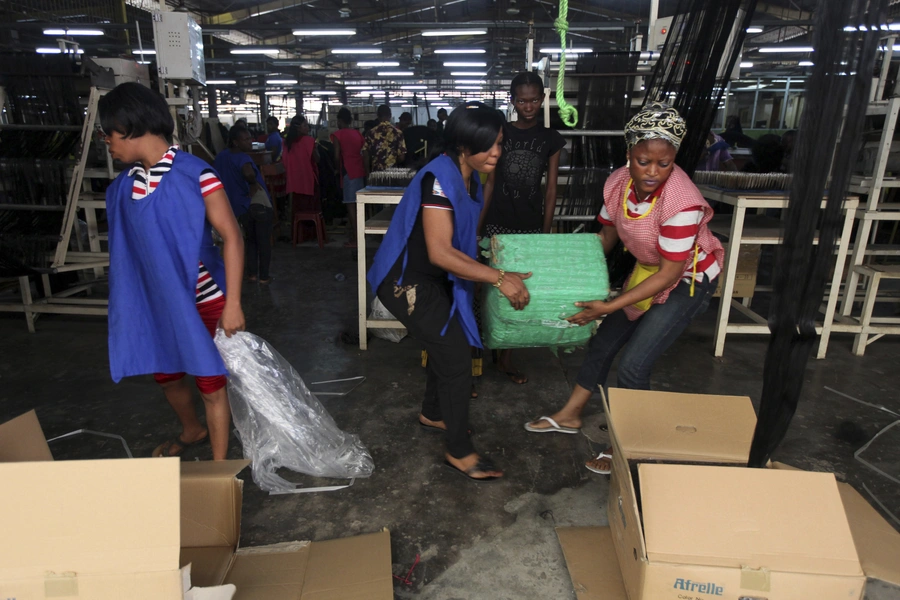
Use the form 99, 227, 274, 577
606, 388, 756, 463
0, 409, 53, 462
224, 542, 310, 599
302, 531, 393, 599
639, 464, 863, 577
556, 527, 627, 600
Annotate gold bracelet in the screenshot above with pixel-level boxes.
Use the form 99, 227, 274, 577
493, 269, 505, 289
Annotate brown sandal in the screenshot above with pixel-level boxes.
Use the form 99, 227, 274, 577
152, 432, 209, 458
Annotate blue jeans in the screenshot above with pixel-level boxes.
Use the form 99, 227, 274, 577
575, 277, 715, 391
342, 175, 365, 204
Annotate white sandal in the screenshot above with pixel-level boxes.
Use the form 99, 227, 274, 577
523, 415, 579, 434
585, 451, 613, 475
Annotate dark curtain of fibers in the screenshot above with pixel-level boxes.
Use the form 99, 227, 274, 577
748, 0, 888, 467
643, 0, 757, 177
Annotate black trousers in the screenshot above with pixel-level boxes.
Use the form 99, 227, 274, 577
245, 204, 273, 279
377, 278, 475, 459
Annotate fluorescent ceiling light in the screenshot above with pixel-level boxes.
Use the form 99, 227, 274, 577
354, 91, 381, 96
293, 29, 356, 36
746, 27, 763, 33
267, 79, 298, 84
345, 85, 377, 90
133, 48, 156, 54
231, 48, 279, 55
389, 98, 407, 103
456, 85, 483, 90
444, 61, 487, 67
401, 85, 428, 90
311, 90, 335, 95
450, 71, 487, 76
539, 47, 592, 54
357, 61, 399, 67
265, 91, 288, 95
378, 71, 414, 76
43, 28, 104, 36
400, 104, 419, 108
740, 62, 753, 68
207, 79, 237, 85
137, 60, 152, 65
331, 48, 382, 54
758, 46, 814, 53
36, 47, 83, 54
434, 48, 485, 54
799, 61, 814, 66
422, 29, 487, 37
455, 79, 485, 85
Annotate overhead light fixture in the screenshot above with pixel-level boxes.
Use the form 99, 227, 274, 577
539, 47, 592, 54
401, 85, 428, 90
444, 61, 487, 67
133, 48, 156, 54
331, 48, 382, 54
746, 27, 763, 33
267, 79, 298, 84
455, 79, 485, 85
136, 61, 151, 65
450, 71, 487, 76
799, 60, 814, 66
378, 71, 414, 76
357, 61, 400, 67
206, 79, 237, 85
345, 85, 377, 90
434, 48, 486, 54
36, 47, 84, 54
265, 91, 288, 95
43, 28, 104, 36
293, 28, 356, 36
311, 90, 336, 95
758, 46, 814, 53
422, 29, 487, 37
231, 48, 279, 55
456, 85, 483, 90
740, 62, 753, 68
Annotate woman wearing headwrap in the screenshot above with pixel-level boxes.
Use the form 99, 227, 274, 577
524, 103, 724, 474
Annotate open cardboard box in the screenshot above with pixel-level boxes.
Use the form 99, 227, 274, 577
0, 411, 394, 600
557, 389, 900, 600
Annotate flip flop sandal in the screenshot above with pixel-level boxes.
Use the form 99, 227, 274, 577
500, 368, 528, 384
523, 416, 580, 434
152, 433, 209, 458
443, 456, 502, 482
585, 451, 613, 475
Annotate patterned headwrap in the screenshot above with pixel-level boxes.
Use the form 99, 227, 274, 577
624, 102, 687, 151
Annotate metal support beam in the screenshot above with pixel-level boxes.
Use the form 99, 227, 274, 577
206, 0, 317, 26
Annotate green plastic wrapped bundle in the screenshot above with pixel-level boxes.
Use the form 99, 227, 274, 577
482, 234, 610, 350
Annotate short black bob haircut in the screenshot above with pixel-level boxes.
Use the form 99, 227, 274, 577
435, 103, 504, 163
337, 107, 353, 124
228, 124, 251, 146
98, 82, 175, 144
265, 116, 279, 127
509, 71, 544, 99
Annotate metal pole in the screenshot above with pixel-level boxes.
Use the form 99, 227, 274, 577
649, 0, 659, 37
778, 77, 791, 130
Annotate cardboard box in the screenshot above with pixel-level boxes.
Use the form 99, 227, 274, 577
557, 389, 900, 600
714, 243, 760, 299
0, 411, 395, 600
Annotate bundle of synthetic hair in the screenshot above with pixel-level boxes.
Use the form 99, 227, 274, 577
642, 0, 757, 177
748, 0, 888, 467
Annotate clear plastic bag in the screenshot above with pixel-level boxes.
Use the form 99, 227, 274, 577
368, 297, 407, 343
214, 330, 374, 493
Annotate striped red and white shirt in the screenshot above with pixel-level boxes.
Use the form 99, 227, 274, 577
128, 146, 225, 304
599, 184, 721, 285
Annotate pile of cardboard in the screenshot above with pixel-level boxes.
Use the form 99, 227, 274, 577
0, 411, 394, 600
557, 389, 900, 600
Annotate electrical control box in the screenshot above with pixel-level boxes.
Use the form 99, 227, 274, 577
152, 11, 206, 85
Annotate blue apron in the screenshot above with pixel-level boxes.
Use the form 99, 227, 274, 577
107, 151, 228, 382
367, 154, 483, 347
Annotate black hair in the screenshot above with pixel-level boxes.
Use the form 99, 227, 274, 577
98, 82, 174, 143
430, 102, 505, 163
363, 119, 377, 133
437, 108, 448, 117
427, 118, 437, 126
337, 107, 353, 124
229, 124, 250, 147
377, 104, 391, 119
266, 116, 279, 127
399, 112, 412, 121
509, 71, 544, 99
285, 115, 307, 151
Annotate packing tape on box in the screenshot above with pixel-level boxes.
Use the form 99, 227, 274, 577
740, 566, 771, 592
45, 572, 78, 597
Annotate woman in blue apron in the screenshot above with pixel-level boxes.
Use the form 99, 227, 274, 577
368, 104, 531, 482
100, 82, 245, 461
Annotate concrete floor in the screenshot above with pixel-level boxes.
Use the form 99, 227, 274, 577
2, 238, 899, 599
